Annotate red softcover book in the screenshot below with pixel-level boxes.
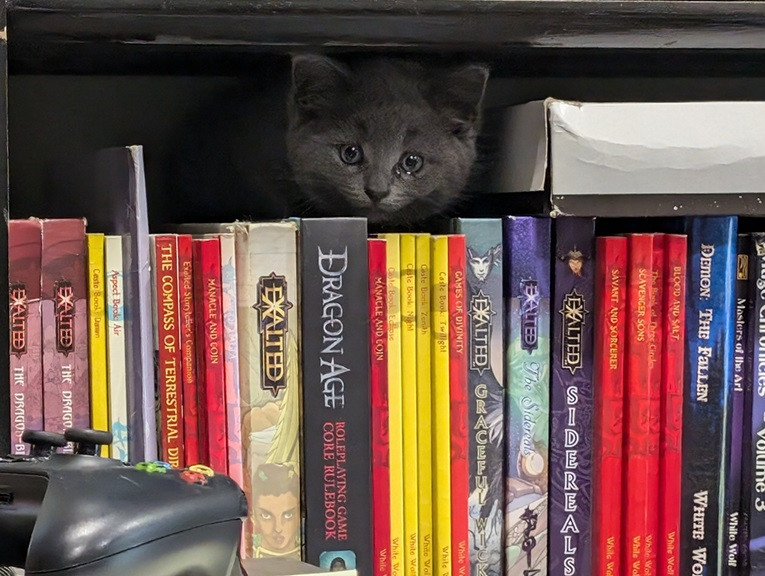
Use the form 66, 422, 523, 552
644, 233, 665, 575
193, 237, 227, 474
448, 234, 469, 576
369, 238, 391, 576
623, 233, 656, 576
154, 235, 185, 468
659, 234, 687, 576
592, 236, 627, 576
177, 234, 200, 465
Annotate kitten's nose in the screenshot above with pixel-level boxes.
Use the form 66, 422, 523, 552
365, 188, 390, 203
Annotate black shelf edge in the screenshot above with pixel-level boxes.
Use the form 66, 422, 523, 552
7, 1, 765, 51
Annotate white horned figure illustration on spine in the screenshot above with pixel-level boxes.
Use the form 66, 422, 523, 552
467, 244, 502, 287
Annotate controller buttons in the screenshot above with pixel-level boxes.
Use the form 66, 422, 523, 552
135, 461, 168, 474
180, 470, 208, 485
188, 464, 215, 477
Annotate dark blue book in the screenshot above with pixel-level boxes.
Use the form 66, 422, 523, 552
549, 216, 595, 576
738, 234, 753, 574
680, 216, 737, 576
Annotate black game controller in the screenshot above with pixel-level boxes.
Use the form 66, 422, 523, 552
0, 428, 249, 576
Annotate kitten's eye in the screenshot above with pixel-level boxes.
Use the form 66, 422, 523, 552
339, 145, 364, 165
400, 153, 424, 174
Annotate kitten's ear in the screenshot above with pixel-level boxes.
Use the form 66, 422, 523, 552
431, 64, 490, 136
291, 54, 351, 114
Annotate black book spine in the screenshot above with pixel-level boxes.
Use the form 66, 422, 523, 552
301, 217, 372, 576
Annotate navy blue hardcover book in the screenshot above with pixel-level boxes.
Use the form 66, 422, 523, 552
680, 216, 737, 576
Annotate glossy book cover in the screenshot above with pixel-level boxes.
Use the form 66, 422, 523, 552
503, 216, 550, 576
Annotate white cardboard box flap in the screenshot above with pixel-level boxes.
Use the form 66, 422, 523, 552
498, 99, 765, 198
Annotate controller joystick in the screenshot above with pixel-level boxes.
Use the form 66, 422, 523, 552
21, 430, 67, 459
64, 428, 113, 456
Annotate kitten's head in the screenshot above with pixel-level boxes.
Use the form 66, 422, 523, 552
286, 55, 489, 225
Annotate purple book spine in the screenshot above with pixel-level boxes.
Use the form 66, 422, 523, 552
41, 219, 90, 451
549, 217, 595, 576
8, 219, 44, 455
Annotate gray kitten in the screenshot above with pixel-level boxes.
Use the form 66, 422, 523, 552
286, 55, 489, 225
165, 55, 489, 226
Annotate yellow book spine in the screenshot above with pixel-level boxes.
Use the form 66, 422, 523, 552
415, 234, 432, 576
381, 234, 405, 576
400, 234, 420, 576
430, 237, 451, 576
86, 233, 110, 457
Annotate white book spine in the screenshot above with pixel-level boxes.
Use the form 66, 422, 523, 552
105, 235, 129, 462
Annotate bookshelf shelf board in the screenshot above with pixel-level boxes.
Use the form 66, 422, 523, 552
7, 1, 765, 51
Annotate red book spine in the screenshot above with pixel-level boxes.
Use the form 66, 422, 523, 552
369, 239, 391, 576
178, 235, 200, 465
643, 234, 665, 575
448, 234, 469, 576
9, 219, 44, 455
193, 237, 227, 474
592, 236, 628, 576
623, 233, 655, 576
658, 234, 687, 576
40, 218, 90, 451
154, 235, 185, 468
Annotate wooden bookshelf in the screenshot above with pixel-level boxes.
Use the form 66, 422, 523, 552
2, 0, 765, 450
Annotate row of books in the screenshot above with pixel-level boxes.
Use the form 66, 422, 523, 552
9, 212, 765, 576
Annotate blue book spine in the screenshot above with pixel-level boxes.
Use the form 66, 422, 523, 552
680, 216, 737, 576
502, 216, 551, 576
549, 216, 595, 576
747, 233, 765, 575
452, 218, 505, 576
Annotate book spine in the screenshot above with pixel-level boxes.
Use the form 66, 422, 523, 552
624, 233, 655, 576
646, 234, 665, 574
399, 234, 420, 576
41, 218, 90, 450
739, 235, 753, 574
452, 218, 505, 576
177, 234, 200, 465
747, 232, 765, 574
105, 235, 129, 461
592, 236, 627, 576
448, 234, 469, 576
235, 222, 301, 560
550, 216, 594, 576
193, 237, 227, 475
8, 219, 43, 456
369, 238, 391, 576
301, 218, 372, 576
681, 216, 737, 576
219, 232, 243, 488
503, 216, 551, 576
659, 234, 688, 576
416, 234, 433, 576
86, 233, 109, 456
154, 235, 185, 468
726, 235, 749, 574
431, 236, 451, 576
381, 234, 405, 576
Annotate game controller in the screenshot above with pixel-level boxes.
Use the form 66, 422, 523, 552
0, 428, 249, 576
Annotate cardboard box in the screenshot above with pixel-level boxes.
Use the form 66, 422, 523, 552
497, 99, 765, 216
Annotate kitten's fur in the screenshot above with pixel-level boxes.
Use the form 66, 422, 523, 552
165, 54, 489, 226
